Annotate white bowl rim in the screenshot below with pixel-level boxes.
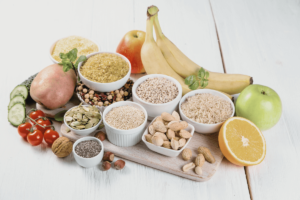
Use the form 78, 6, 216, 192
179, 89, 235, 127
49, 35, 100, 64
73, 136, 104, 160
132, 74, 183, 106
77, 51, 131, 86
64, 104, 103, 133
141, 116, 195, 152
102, 101, 148, 134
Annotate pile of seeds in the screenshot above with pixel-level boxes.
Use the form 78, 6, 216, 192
76, 79, 134, 106
136, 77, 179, 104
105, 105, 145, 130
75, 140, 101, 158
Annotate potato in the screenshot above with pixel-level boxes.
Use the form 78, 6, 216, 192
30, 64, 76, 110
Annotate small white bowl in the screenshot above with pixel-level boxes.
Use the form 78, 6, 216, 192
179, 89, 235, 134
132, 74, 182, 120
73, 137, 104, 168
78, 52, 131, 92
49, 35, 100, 64
103, 101, 148, 147
64, 105, 102, 136
142, 116, 195, 157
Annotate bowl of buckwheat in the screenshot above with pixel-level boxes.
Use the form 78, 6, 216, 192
132, 74, 182, 120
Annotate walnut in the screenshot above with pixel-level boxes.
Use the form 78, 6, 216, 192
52, 137, 73, 158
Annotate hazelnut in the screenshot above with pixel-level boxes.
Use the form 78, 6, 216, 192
94, 131, 106, 141
102, 161, 111, 171
77, 86, 83, 91
107, 95, 112, 100
103, 152, 114, 162
84, 94, 89, 99
89, 90, 94, 95
182, 148, 192, 161
114, 160, 125, 170
195, 166, 202, 175
85, 99, 89, 103
98, 102, 103, 107
83, 88, 88, 93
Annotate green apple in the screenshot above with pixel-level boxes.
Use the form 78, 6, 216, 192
236, 84, 282, 131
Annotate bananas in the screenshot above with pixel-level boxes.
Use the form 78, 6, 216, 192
141, 12, 191, 95
151, 6, 253, 95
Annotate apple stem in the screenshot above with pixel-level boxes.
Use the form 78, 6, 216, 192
261, 90, 265, 95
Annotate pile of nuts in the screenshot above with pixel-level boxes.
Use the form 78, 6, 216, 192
144, 111, 192, 150
181, 146, 215, 175
76, 79, 134, 107
102, 151, 126, 171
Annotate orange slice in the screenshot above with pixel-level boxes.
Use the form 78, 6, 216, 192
219, 117, 266, 166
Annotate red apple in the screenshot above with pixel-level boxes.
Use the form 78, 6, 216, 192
116, 30, 146, 74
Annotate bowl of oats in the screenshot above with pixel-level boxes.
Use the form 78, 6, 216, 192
132, 74, 182, 120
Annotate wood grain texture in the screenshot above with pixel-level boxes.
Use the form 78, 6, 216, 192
0, 0, 250, 199
210, 0, 300, 199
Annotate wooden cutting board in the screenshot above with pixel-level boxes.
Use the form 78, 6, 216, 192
33, 73, 224, 182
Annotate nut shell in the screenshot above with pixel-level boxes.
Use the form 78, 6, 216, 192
52, 137, 73, 158
195, 154, 205, 167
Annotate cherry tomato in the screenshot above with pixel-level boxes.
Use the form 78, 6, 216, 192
17, 122, 32, 139
29, 110, 45, 123
27, 130, 43, 146
44, 129, 59, 145
35, 118, 52, 134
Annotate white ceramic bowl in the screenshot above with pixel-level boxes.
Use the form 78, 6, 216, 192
49, 35, 100, 64
78, 52, 131, 92
64, 105, 102, 136
179, 89, 235, 134
73, 137, 104, 168
132, 74, 182, 120
142, 116, 195, 157
103, 101, 148, 147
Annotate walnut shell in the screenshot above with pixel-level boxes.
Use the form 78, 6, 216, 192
52, 137, 73, 158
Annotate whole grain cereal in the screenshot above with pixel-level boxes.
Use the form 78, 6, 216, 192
136, 77, 178, 104
181, 93, 232, 124
105, 105, 145, 130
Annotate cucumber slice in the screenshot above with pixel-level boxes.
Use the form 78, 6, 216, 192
8, 95, 25, 110
10, 85, 28, 100
8, 103, 26, 126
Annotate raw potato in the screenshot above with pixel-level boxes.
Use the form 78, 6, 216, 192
195, 166, 202, 175
179, 129, 192, 139
171, 138, 179, 150
153, 121, 167, 133
145, 134, 152, 143
152, 136, 164, 146
180, 121, 188, 129
161, 112, 175, 121
154, 132, 168, 141
178, 138, 186, 148
169, 122, 183, 132
166, 129, 175, 140
195, 154, 205, 167
172, 111, 180, 121
198, 146, 216, 163
182, 162, 195, 172
162, 141, 171, 149
182, 148, 192, 161
148, 125, 155, 135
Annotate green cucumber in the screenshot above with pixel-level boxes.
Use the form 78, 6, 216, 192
8, 95, 25, 110
8, 103, 26, 126
10, 85, 28, 100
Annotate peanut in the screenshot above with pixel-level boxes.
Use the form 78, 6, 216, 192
154, 116, 163, 123
148, 125, 155, 135
180, 121, 188, 129
182, 148, 192, 161
195, 166, 202, 175
153, 121, 167, 133
152, 136, 164, 146
178, 138, 186, 148
169, 122, 183, 132
166, 129, 175, 140
161, 112, 175, 121
173, 137, 180, 141
153, 132, 168, 141
171, 138, 179, 150
179, 129, 192, 139
182, 162, 195, 172
194, 154, 205, 167
166, 121, 178, 128
162, 141, 171, 149
171, 111, 180, 121
145, 134, 152, 143
197, 146, 215, 163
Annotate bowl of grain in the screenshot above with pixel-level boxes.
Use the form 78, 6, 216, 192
103, 101, 148, 147
73, 136, 104, 168
49, 35, 99, 64
132, 74, 182, 120
78, 52, 131, 92
179, 89, 235, 134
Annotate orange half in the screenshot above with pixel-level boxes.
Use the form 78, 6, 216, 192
219, 117, 266, 166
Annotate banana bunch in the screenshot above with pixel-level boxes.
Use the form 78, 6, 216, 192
141, 6, 253, 97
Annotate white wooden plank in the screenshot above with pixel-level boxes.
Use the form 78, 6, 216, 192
0, 0, 250, 199
210, 0, 300, 199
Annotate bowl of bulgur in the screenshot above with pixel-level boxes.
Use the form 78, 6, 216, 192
78, 52, 131, 92
103, 101, 148, 147
132, 74, 182, 120
179, 89, 235, 134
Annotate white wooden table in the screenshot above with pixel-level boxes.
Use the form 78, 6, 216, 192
1, 0, 299, 199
